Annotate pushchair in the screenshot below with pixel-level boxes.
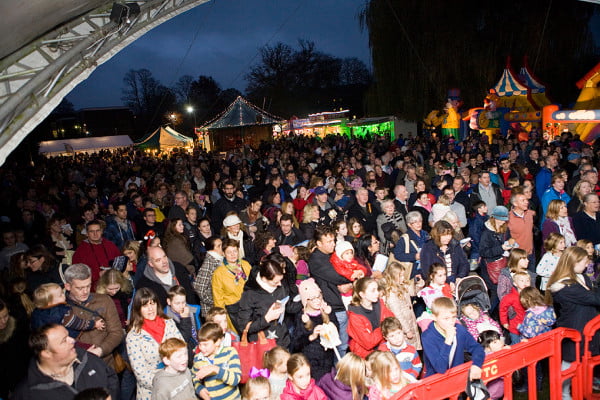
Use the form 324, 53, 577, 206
455, 275, 491, 319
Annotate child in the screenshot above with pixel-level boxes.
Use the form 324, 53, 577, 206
497, 248, 534, 302
165, 285, 201, 366
501, 177, 520, 206
377, 317, 422, 380
381, 262, 423, 350
95, 268, 132, 328
317, 352, 368, 400
417, 263, 453, 330
152, 337, 196, 400
191, 322, 241, 400
430, 194, 451, 224
206, 306, 239, 347
291, 278, 335, 381
499, 271, 530, 345
367, 351, 408, 400
280, 353, 327, 400
468, 200, 489, 271
460, 303, 502, 341
576, 239, 598, 281
536, 233, 566, 291
421, 297, 485, 378
263, 346, 291, 400
330, 240, 368, 309
241, 377, 271, 400
31, 282, 105, 336
279, 245, 310, 285
518, 287, 556, 339
478, 330, 510, 400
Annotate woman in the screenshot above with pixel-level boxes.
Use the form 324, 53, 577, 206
121, 240, 140, 282
211, 238, 252, 331
546, 247, 600, 398
300, 204, 320, 240
222, 213, 256, 265
393, 211, 430, 279
263, 192, 282, 224
347, 277, 394, 358
410, 191, 433, 232
96, 268, 133, 328
348, 217, 365, 240
24, 245, 62, 296
408, 180, 435, 207
254, 231, 277, 260
376, 199, 407, 251
420, 220, 469, 283
162, 218, 195, 277
192, 236, 223, 318
354, 234, 381, 277
240, 197, 267, 239
568, 180, 593, 216
542, 200, 577, 247
183, 205, 203, 256
236, 259, 302, 348
44, 215, 74, 263
281, 201, 299, 228
197, 216, 213, 250
293, 185, 310, 222
126, 288, 183, 400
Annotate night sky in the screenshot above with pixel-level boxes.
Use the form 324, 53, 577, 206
67, 0, 371, 109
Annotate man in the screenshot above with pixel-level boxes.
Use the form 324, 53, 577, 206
275, 214, 306, 245
564, 152, 581, 179
540, 175, 571, 224
63, 264, 123, 367
136, 207, 165, 240
212, 181, 247, 229
136, 246, 196, 308
104, 201, 136, 249
392, 184, 409, 217
498, 157, 518, 188
262, 173, 285, 205
507, 192, 536, 270
72, 220, 121, 284
282, 171, 301, 202
168, 190, 190, 221
403, 165, 418, 195
11, 324, 118, 400
452, 176, 471, 211
313, 186, 336, 221
526, 148, 541, 177
347, 187, 379, 235
535, 154, 558, 200
581, 169, 600, 197
308, 227, 351, 357
469, 171, 503, 211
573, 193, 600, 245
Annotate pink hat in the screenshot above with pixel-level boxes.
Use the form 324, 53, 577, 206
278, 245, 294, 259
298, 278, 321, 308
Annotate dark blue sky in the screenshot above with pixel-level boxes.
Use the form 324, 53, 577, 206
67, 0, 371, 109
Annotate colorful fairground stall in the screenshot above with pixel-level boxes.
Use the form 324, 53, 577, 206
198, 96, 284, 151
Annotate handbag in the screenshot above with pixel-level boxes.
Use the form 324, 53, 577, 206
112, 350, 129, 373
486, 257, 507, 284
233, 322, 277, 384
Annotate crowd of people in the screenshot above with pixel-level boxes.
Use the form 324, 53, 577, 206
1, 129, 600, 400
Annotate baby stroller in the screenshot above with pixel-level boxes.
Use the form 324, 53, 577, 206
455, 275, 491, 319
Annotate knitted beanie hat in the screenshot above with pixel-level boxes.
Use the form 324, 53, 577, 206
298, 278, 321, 308
335, 240, 354, 259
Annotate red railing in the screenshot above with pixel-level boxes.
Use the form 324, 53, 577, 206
582, 314, 600, 399
391, 327, 582, 400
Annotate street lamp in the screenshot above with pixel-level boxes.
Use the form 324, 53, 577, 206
186, 105, 196, 128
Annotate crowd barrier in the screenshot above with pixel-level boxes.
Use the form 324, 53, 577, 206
391, 327, 582, 400
582, 315, 600, 399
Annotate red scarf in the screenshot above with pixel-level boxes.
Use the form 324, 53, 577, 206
142, 317, 166, 343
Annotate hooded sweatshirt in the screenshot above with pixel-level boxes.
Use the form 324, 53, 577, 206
135, 259, 195, 308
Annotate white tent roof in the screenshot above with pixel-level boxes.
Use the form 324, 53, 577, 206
39, 135, 133, 155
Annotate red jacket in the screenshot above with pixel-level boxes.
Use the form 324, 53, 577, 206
499, 287, 526, 334
72, 239, 121, 284
280, 378, 327, 400
329, 252, 368, 281
347, 299, 395, 358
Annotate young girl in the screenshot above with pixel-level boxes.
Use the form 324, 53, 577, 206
291, 278, 335, 381
478, 330, 510, 400
497, 248, 534, 302
416, 263, 453, 330
330, 240, 368, 308
263, 346, 291, 400
347, 277, 394, 358
576, 239, 598, 281
367, 351, 407, 400
279, 245, 310, 285
242, 377, 271, 400
317, 352, 368, 400
95, 268, 133, 328
280, 353, 327, 400
536, 233, 566, 291
381, 262, 423, 350
518, 287, 556, 339
430, 194, 451, 224
499, 271, 531, 344
460, 303, 502, 341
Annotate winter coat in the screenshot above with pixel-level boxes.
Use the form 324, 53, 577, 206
192, 251, 223, 317
499, 288, 525, 335
468, 213, 488, 259
309, 250, 351, 313
11, 348, 119, 400
347, 299, 394, 358
317, 369, 354, 400
518, 305, 556, 339
280, 378, 327, 400
479, 221, 510, 263
420, 239, 469, 283
330, 252, 368, 282
136, 259, 196, 309
126, 318, 184, 400
290, 312, 335, 381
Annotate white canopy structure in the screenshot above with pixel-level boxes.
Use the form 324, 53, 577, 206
39, 135, 133, 156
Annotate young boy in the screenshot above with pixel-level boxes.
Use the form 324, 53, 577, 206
206, 306, 239, 347
165, 285, 200, 365
468, 200, 488, 269
377, 317, 422, 380
152, 338, 196, 400
499, 271, 530, 345
421, 297, 485, 379
191, 322, 241, 400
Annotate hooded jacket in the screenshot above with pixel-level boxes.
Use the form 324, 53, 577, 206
135, 259, 195, 308
317, 369, 354, 400
280, 378, 328, 400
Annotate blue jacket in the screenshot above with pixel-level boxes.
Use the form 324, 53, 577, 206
468, 213, 488, 259
540, 188, 571, 225
535, 167, 553, 201
422, 322, 485, 377
103, 218, 135, 249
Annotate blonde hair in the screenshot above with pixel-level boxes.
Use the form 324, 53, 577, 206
507, 248, 528, 273
335, 353, 368, 400
302, 204, 318, 224
546, 247, 589, 304
576, 239, 594, 260
12, 279, 35, 316
281, 201, 299, 228
370, 351, 406, 391
241, 377, 270, 400
437, 194, 451, 206
544, 233, 565, 254
287, 353, 310, 377
545, 200, 566, 221
263, 346, 290, 372
33, 283, 62, 308
430, 296, 457, 316
382, 262, 409, 298
512, 271, 530, 283
95, 269, 133, 295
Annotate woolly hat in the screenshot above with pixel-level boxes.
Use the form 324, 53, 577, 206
222, 214, 242, 227
335, 240, 354, 259
298, 278, 322, 308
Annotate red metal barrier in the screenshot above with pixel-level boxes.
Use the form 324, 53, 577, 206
391, 327, 582, 400
582, 314, 600, 399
